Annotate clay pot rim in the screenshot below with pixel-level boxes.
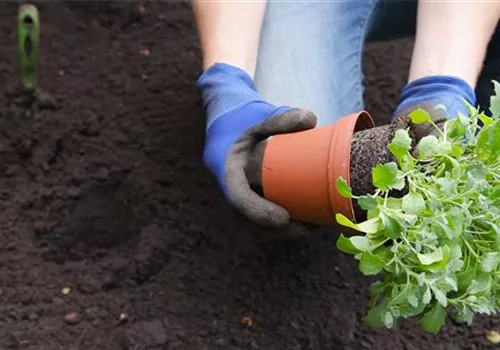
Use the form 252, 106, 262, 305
328, 111, 375, 223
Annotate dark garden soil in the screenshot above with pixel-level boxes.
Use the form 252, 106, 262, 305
1, 1, 500, 349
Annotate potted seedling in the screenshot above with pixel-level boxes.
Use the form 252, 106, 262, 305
334, 81, 500, 333
6, 4, 56, 117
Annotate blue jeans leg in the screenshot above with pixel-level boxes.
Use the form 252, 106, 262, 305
254, 0, 378, 127
254, 0, 418, 127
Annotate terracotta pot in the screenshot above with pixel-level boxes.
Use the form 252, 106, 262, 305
261, 111, 375, 227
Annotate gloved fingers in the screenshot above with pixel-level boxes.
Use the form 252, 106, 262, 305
225, 153, 291, 227
249, 108, 317, 140
392, 103, 448, 143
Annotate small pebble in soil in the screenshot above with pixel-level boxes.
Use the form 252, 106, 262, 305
118, 313, 128, 324
137, 4, 146, 14
139, 48, 150, 57
240, 316, 253, 328
67, 187, 81, 198
64, 311, 81, 325
61, 287, 71, 295
486, 330, 500, 344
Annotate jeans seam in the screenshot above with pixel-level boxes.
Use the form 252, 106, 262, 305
353, 0, 378, 111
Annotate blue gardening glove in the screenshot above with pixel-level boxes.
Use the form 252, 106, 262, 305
392, 75, 476, 141
197, 63, 317, 227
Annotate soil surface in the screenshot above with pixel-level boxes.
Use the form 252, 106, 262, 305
0, 1, 499, 350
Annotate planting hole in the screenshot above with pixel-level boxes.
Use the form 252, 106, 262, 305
23, 15, 33, 26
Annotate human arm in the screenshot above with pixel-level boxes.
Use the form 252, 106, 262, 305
409, 0, 500, 87
191, 0, 266, 77
190, 0, 318, 228
393, 1, 500, 138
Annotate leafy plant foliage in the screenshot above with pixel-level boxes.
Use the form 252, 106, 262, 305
336, 82, 500, 333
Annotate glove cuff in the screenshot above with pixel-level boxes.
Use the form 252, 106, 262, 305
393, 75, 476, 119
197, 63, 264, 129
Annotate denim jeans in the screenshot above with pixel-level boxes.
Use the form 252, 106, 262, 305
253, 0, 417, 127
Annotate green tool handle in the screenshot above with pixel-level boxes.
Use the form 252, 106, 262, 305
18, 4, 39, 91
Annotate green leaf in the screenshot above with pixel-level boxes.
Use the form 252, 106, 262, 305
408, 292, 419, 308
367, 208, 380, 220
492, 101, 500, 121
467, 277, 490, 295
359, 252, 385, 275
463, 98, 477, 117
490, 82, 500, 118
442, 277, 458, 292
493, 79, 500, 97
363, 299, 389, 328
383, 312, 395, 328
372, 162, 399, 191
335, 213, 359, 231
388, 129, 412, 159
369, 281, 386, 298
336, 177, 352, 198
478, 112, 494, 126
480, 252, 500, 273
409, 108, 432, 124
488, 121, 500, 156
426, 245, 452, 273
420, 303, 446, 333
357, 217, 381, 234
336, 213, 379, 234
418, 248, 444, 266
350, 236, 372, 252
337, 234, 361, 254
358, 195, 378, 210
336, 234, 359, 254
431, 286, 448, 307
380, 212, 401, 239
436, 178, 456, 196
447, 207, 465, 234
402, 192, 425, 215
477, 121, 500, 158
435, 141, 452, 156
386, 198, 403, 210
423, 286, 432, 304
454, 306, 474, 325
457, 266, 477, 293
450, 144, 464, 157
418, 135, 439, 159
448, 118, 466, 139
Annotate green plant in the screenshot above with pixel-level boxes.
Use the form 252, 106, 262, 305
335, 81, 500, 333
18, 4, 39, 91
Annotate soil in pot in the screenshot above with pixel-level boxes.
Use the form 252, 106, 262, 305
350, 123, 397, 220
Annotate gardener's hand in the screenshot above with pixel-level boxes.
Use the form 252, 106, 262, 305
198, 63, 317, 227
392, 75, 476, 142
